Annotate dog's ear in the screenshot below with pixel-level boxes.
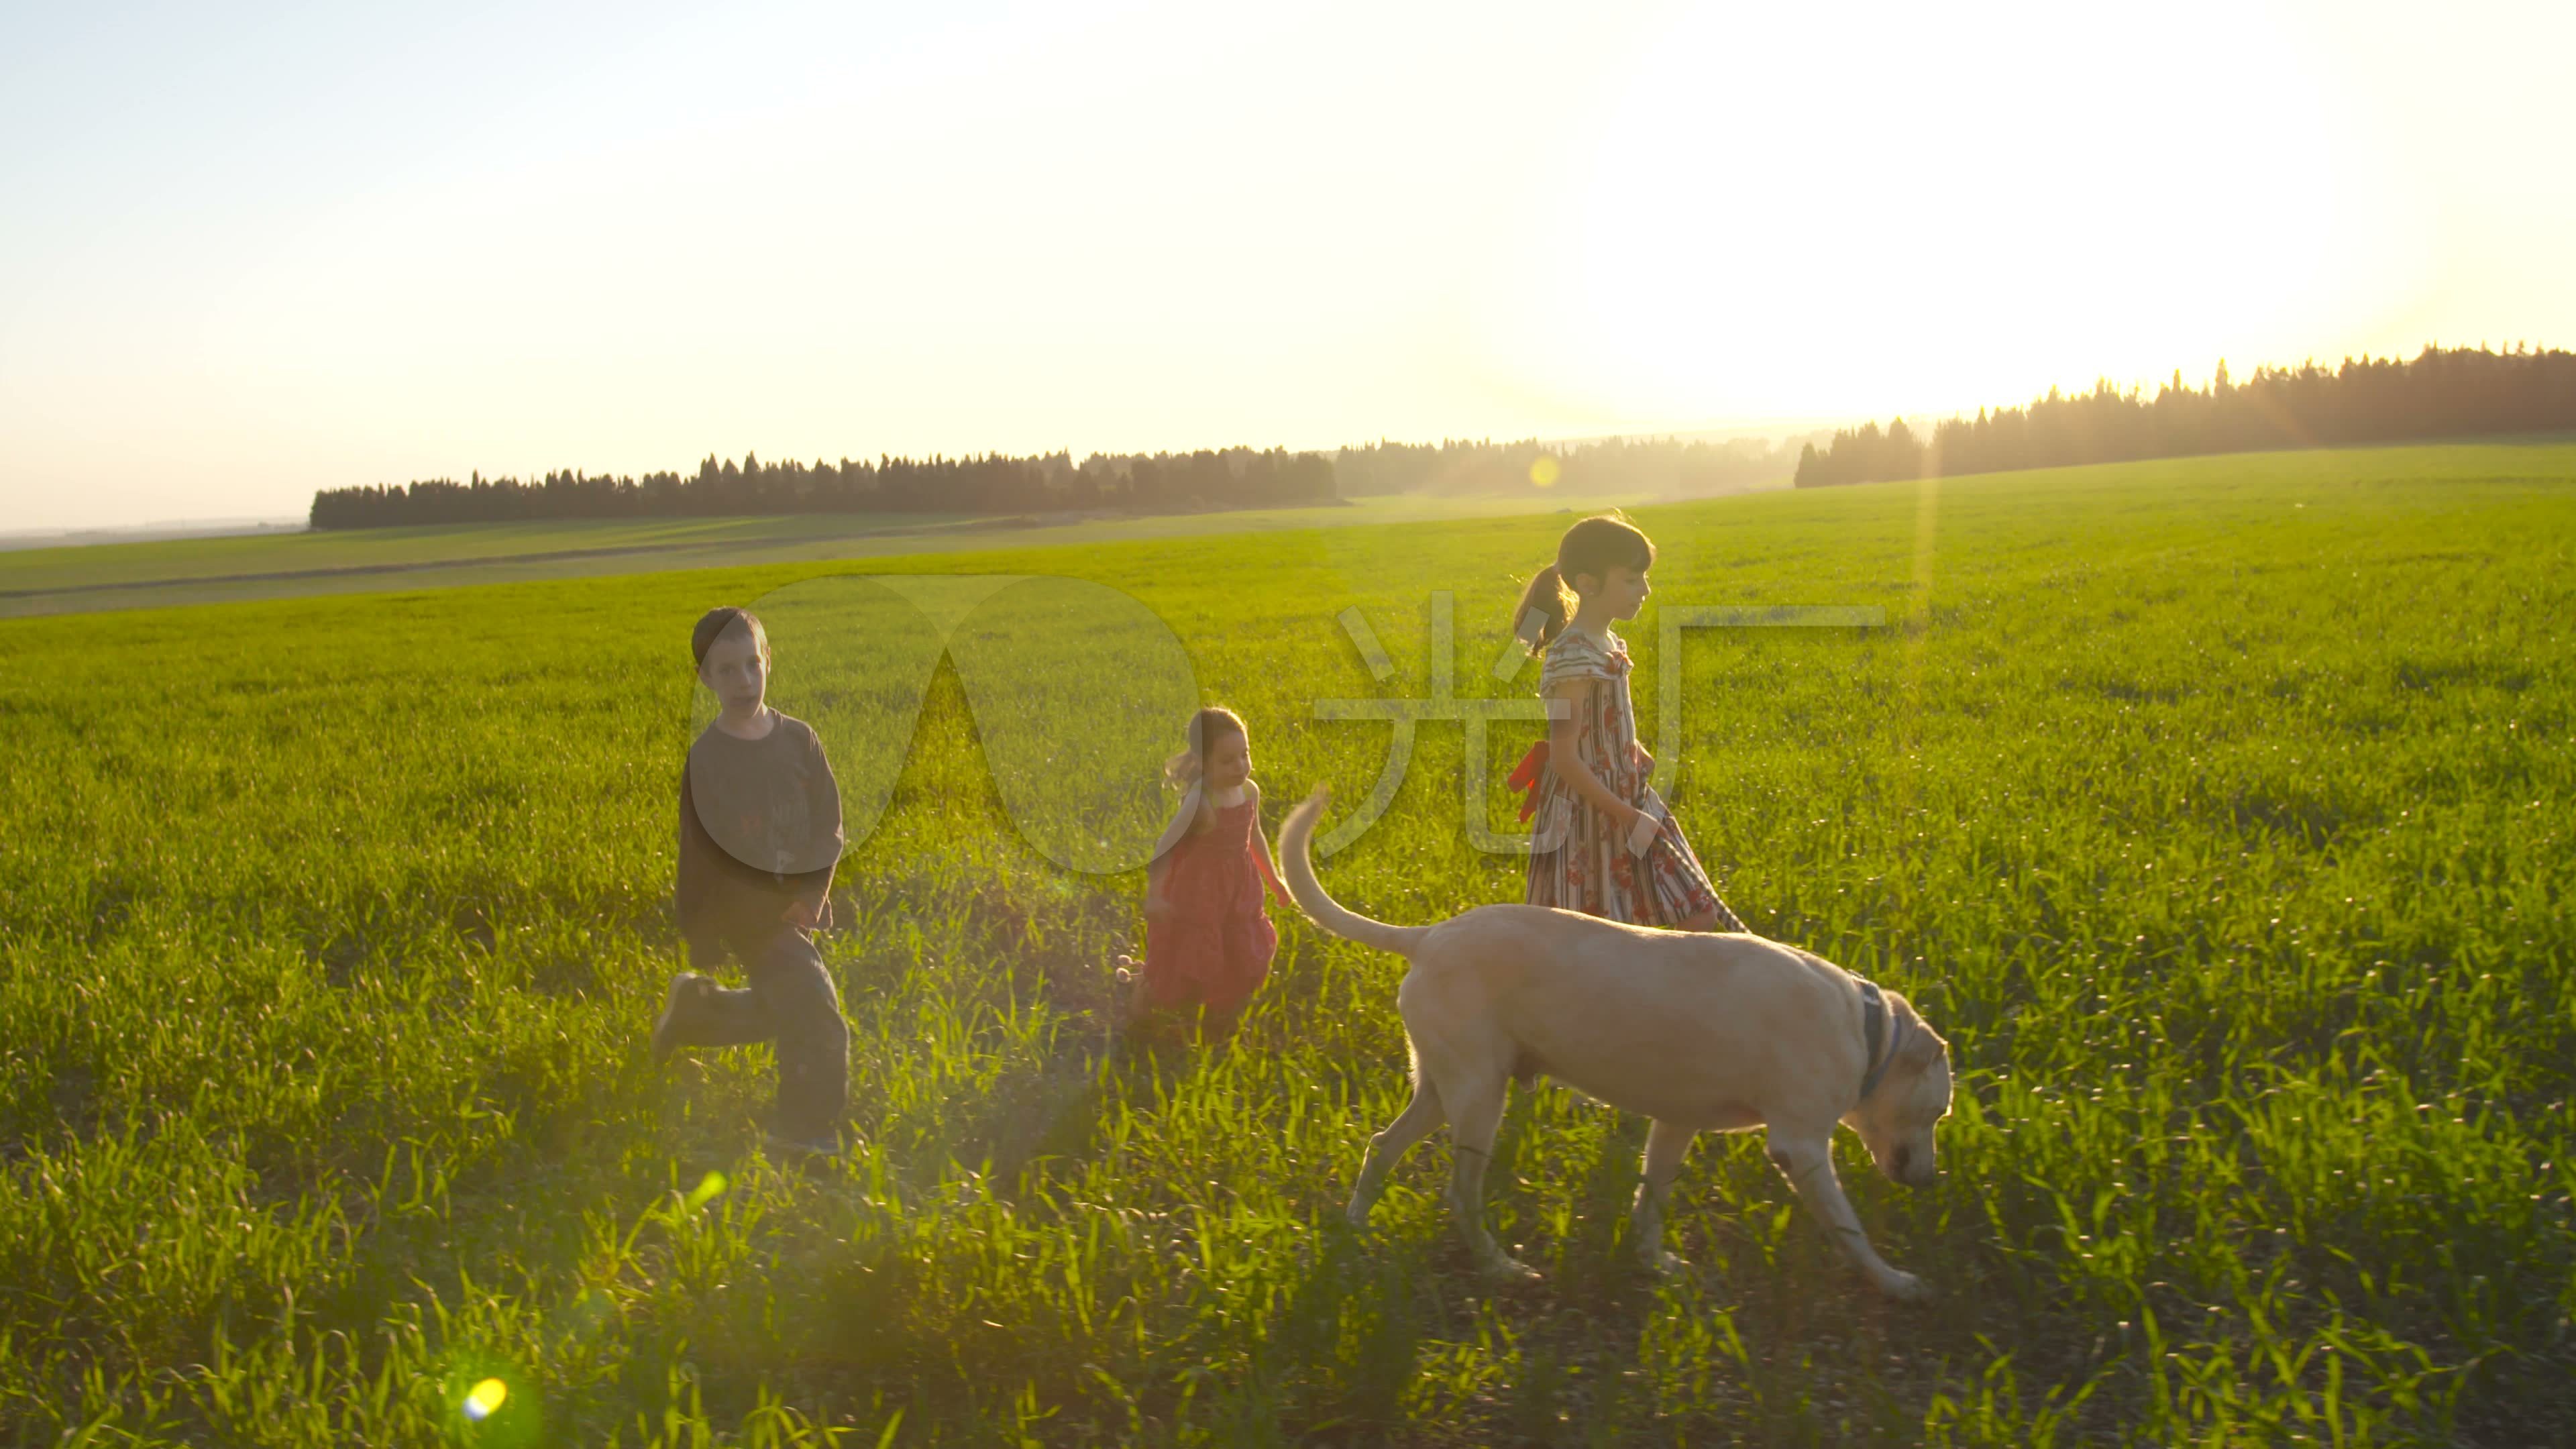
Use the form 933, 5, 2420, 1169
1890, 994, 1945, 1071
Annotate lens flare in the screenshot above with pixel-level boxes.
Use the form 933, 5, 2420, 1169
462, 1378, 508, 1421
1528, 455, 1560, 488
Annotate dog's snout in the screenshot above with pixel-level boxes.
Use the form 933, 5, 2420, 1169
1890, 1142, 1939, 1188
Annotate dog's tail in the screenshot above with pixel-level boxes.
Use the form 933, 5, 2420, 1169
1277, 785, 1433, 957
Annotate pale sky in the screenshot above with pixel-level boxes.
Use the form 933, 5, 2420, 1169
3, 0, 2570, 532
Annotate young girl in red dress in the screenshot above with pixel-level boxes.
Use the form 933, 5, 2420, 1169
1115, 706, 1293, 1034
1507, 514, 1747, 932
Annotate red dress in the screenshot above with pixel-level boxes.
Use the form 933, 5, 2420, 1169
1140, 792, 1288, 1015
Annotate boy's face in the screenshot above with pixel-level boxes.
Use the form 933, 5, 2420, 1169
1204, 731, 1251, 790
698, 627, 769, 713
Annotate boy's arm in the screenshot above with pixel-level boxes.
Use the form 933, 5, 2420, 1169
806, 723, 845, 860
786, 724, 844, 928
676, 764, 722, 961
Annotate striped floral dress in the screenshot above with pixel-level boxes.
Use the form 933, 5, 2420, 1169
1523, 624, 1743, 930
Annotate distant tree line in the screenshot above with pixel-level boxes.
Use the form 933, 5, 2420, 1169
1334, 433, 1809, 498
309, 447, 1335, 529
309, 343, 2576, 527
309, 431, 1813, 529
1794, 344, 2576, 488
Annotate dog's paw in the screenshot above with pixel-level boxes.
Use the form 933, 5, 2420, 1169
1877, 1269, 1931, 1303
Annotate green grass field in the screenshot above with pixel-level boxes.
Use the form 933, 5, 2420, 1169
0, 492, 1691, 620
1, 443, 2569, 1445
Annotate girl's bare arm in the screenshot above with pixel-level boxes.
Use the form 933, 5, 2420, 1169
1245, 783, 1292, 906
1148, 784, 1202, 859
1143, 786, 1200, 918
1144, 852, 1173, 918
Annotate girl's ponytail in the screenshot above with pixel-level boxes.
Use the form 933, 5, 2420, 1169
1510, 564, 1572, 656
1514, 514, 1656, 657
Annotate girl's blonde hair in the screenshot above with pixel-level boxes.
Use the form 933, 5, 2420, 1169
1163, 706, 1250, 788
1509, 513, 1656, 655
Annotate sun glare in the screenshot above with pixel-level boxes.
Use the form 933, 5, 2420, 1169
1477, 0, 2429, 425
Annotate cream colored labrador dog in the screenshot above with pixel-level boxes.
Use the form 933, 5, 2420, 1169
1279, 787, 1951, 1300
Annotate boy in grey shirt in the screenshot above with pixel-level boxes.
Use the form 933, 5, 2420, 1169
653, 606, 849, 1158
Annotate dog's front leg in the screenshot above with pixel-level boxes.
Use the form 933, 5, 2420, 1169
1630, 1118, 1695, 1275
1765, 1132, 1927, 1301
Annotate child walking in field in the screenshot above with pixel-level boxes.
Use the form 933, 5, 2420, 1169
651, 606, 853, 1158
1114, 706, 1294, 1037
1509, 514, 1746, 932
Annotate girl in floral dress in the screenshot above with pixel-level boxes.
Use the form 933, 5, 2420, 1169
1507, 515, 1746, 931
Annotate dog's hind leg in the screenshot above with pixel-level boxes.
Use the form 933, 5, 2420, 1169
1437, 1073, 1536, 1281
1629, 1118, 1696, 1275
1765, 1130, 1928, 1301
1347, 1071, 1444, 1228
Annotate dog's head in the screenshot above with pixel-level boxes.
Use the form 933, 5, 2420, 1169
1845, 990, 1951, 1189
